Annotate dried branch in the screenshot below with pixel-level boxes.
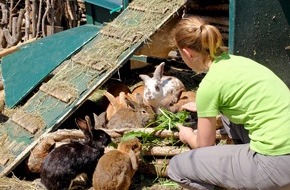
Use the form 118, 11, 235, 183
42, 0, 50, 37
31, 0, 37, 38
36, 0, 43, 37
3, 8, 24, 47
0, 3, 8, 25
50, 0, 54, 33
24, 0, 30, 41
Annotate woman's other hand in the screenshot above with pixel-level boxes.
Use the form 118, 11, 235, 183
181, 102, 197, 112
176, 117, 216, 149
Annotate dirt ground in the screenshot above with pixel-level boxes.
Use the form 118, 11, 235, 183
3, 167, 185, 190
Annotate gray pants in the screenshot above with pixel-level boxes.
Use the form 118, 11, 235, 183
168, 117, 290, 190
220, 116, 250, 144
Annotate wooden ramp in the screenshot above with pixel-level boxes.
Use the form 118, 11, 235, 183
0, 0, 186, 176
2, 24, 101, 108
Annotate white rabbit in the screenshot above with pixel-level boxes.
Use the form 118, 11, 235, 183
139, 62, 185, 111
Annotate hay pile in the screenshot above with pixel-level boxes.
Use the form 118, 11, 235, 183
71, 0, 186, 71
0, 176, 45, 190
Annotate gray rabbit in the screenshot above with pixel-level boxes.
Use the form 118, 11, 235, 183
105, 92, 156, 129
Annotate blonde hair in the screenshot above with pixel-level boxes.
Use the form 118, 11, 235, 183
172, 16, 223, 58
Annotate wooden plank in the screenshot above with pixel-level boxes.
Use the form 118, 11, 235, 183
1, 24, 101, 108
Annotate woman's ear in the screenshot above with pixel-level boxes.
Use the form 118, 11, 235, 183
181, 48, 193, 59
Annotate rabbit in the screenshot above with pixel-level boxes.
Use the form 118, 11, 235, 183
102, 83, 132, 119
139, 62, 185, 111
40, 115, 112, 190
130, 84, 145, 100
106, 92, 156, 130
93, 138, 142, 190
163, 90, 196, 113
106, 82, 131, 97
104, 91, 129, 120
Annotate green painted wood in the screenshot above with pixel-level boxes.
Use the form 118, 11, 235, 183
85, 2, 94, 24
0, 62, 109, 175
0, 0, 186, 176
84, 0, 122, 10
84, 1, 121, 25
1, 24, 101, 108
229, 0, 290, 87
228, 0, 235, 54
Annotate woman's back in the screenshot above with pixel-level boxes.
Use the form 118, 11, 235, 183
197, 53, 290, 155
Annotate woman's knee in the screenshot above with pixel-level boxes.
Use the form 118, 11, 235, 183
167, 155, 179, 181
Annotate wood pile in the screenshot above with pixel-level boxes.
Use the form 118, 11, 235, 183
0, 0, 86, 57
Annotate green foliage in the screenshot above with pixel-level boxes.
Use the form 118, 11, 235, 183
122, 109, 192, 144
151, 108, 191, 131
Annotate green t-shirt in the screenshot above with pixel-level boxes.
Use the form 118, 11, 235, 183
196, 53, 290, 155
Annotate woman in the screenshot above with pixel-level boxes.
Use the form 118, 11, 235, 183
168, 16, 290, 190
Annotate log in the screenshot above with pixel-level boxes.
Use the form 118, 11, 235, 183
142, 146, 190, 156
0, 45, 19, 58
27, 127, 225, 173
27, 129, 85, 173
102, 128, 223, 140
0, 37, 36, 58
105, 145, 190, 157
27, 137, 55, 173
26, 128, 222, 141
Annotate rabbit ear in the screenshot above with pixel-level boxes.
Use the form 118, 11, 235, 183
124, 97, 137, 110
139, 74, 150, 83
75, 116, 93, 142
104, 91, 127, 109
118, 92, 127, 106
153, 62, 165, 81
128, 149, 138, 170
104, 91, 116, 106
93, 113, 101, 129
134, 93, 143, 105
85, 116, 93, 133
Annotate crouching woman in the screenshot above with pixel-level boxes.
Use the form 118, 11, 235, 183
168, 16, 290, 190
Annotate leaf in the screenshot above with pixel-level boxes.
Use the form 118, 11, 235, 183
152, 108, 192, 132
122, 131, 145, 140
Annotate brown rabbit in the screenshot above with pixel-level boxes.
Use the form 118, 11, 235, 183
93, 138, 142, 190
130, 84, 145, 101
164, 90, 196, 113
106, 93, 155, 129
104, 91, 128, 120
106, 82, 131, 97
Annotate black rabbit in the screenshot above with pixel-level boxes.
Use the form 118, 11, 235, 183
40, 115, 111, 190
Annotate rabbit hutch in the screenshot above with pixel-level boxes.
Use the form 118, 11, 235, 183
0, 0, 289, 189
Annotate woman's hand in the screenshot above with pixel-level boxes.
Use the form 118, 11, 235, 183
176, 117, 217, 149
181, 102, 197, 112
176, 123, 196, 146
